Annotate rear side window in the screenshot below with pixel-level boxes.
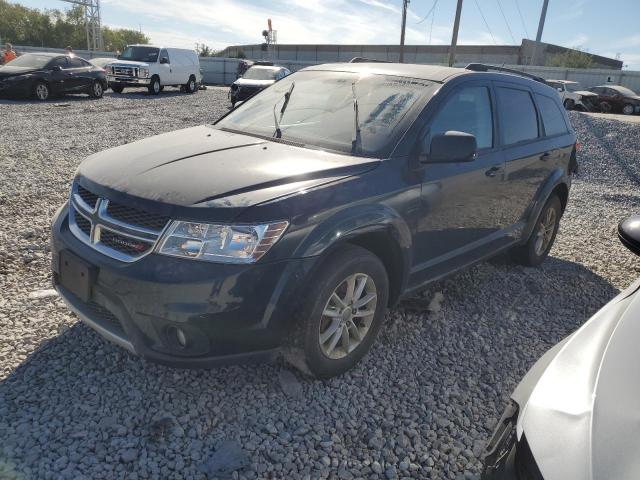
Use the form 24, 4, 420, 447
68, 56, 89, 68
535, 94, 568, 137
430, 86, 493, 149
497, 87, 538, 145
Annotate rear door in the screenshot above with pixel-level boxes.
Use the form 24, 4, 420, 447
412, 81, 507, 276
495, 83, 548, 227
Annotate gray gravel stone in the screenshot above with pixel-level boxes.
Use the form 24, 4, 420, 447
0, 94, 638, 479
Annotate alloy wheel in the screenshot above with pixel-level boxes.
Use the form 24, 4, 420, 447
189, 79, 196, 92
35, 83, 49, 101
93, 82, 103, 97
623, 104, 634, 115
534, 207, 557, 256
319, 273, 377, 359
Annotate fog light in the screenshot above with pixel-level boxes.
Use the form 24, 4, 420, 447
175, 328, 187, 348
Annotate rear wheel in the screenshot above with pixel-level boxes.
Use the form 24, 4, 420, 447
33, 81, 50, 101
89, 80, 104, 98
289, 245, 389, 379
512, 194, 562, 267
184, 75, 197, 94
622, 103, 635, 115
148, 76, 161, 95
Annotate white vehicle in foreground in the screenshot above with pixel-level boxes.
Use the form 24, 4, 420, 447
107, 45, 201, 95
483, 214, 640, 480
547, 79, 598, 111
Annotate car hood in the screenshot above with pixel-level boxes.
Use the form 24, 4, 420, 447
234, 78, 275, 87
0, 66, 39, 78
76, 125, 379, 218
110, 60, 150, 68
516, 278, 640, 480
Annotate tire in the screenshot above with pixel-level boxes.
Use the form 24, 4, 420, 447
89, 80, 104, 99
622, 103, 635, 115
111, 85, 124, 94
563, 99, 575, 110
184, 75, 197, 94
289, 245, 389, 379
512, 194, 562, 267
33, 81, 50, 101
148, 76, 161, 95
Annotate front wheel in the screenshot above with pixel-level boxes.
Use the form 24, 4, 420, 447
111, 85, 124, 94
33, 81, 50, 101
512, 194, 562, 267
622, 103, 635, 115
290, 245, 389, 379
563, 99, 575, 110
148, 76, 161, 95
89, 80, 104, 98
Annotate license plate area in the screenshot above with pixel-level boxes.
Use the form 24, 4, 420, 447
59, 250, 96, 302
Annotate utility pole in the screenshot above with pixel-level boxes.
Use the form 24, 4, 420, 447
399, 0, 409, 63
448, 0, 463, 67
530, 0, 549, 65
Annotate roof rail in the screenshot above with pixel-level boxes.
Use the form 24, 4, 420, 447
349, 57, 391, 63
465, 63, 547, 85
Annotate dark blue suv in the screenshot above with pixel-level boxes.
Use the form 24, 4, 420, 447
51, 62, 577, 378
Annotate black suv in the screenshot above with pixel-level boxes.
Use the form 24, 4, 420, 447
51, 62, 577, 378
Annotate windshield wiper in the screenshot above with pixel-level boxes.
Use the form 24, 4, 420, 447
273, 82, 295, 138
351, 82, 362, 154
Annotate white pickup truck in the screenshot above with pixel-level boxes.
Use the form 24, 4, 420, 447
107, 45, 201, 95
547, 79, 598, 111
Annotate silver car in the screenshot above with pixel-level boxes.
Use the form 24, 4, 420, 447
483, 214, 640, 480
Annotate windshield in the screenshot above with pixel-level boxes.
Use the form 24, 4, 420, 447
4, 54, 52, 69
565, 83, 582, 92
119, 46, 159, 63
612, 86, 637, 96
217, 71, 433, 156
243, 67, 279, 80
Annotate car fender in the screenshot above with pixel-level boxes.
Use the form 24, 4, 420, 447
521, 168, 570, 243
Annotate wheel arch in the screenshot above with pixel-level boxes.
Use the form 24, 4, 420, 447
521, 168, 570, 243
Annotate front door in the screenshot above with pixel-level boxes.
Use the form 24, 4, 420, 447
411, 83, 507, 282
158, 49, 173, 85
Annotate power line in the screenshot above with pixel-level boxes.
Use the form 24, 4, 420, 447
473, 0, 497, 45
415, 0, 439, 24
514, 0, 530, 39
429, 0, 438, 44
496, 0, 517, 44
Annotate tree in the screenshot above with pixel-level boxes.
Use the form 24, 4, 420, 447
546, 48, 594, 69
196, 43, 216, 57
0, 0, 148, 51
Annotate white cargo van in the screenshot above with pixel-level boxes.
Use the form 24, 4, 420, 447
107, 45, 202, 95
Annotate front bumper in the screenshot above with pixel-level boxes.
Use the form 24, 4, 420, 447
107, 75, 151, 87
51, 204, 315, 367
0, 80, 31, 97
229, 87, 263, 102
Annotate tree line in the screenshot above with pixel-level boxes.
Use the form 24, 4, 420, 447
0, 0, 148, 52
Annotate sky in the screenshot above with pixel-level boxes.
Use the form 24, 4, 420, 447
12, 0, 640, 69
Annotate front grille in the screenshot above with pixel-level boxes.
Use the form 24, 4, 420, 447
106, 202, 169, 232
99, 229, 154, 256
69, 183, 168, 262
77, 185, 98, 209
113, 66, 135, 77
74, 210, 91, 237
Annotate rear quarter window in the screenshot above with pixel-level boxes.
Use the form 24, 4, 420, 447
496, 87, 539, 145
535, 93, 568, 137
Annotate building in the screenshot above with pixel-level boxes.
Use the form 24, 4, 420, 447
219, 39, 622, 70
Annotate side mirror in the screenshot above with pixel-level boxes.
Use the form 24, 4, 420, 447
160, 57, 169, 64
618, 215, 640, 256
421, 131, 477, 163
51, 66, 62, 72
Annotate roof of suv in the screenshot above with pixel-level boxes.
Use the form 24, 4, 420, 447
303, 62, 465, 82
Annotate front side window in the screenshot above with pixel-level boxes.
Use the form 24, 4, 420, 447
429, 86, 494, 150
535, 94, 568, 137
497, 87, 539, 146
48, 57, 69, 69
216, 71, 434, 157
67, 56, 89, 68
159, 49, 169, 63
119, 46, 159, 63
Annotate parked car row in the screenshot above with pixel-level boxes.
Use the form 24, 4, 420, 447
0, 44, 201, 100
548, 78, 640, 115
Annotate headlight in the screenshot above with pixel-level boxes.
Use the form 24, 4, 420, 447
158, 220, 289, 263
139, 67, 149, 78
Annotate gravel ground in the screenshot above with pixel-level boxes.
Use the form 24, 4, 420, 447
1, 89, 640, 480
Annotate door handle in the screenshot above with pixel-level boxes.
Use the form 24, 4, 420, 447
485, 166, 502, 177
540, 152, 551, 161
